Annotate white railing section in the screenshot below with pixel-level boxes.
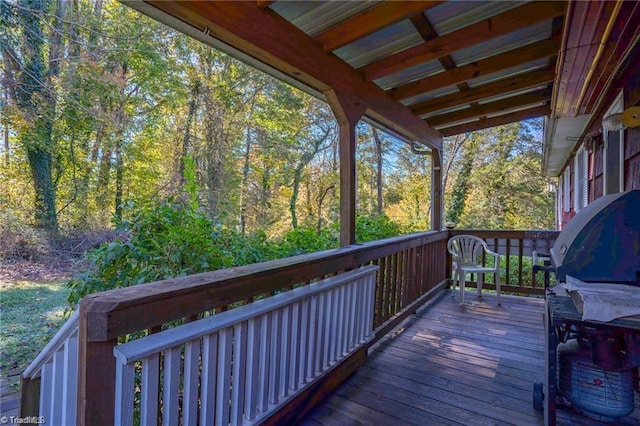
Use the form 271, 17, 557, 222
112, 265, 378, 426
22, 310, 79, 426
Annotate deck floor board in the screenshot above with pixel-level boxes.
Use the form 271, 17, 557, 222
306, 290, 640, 425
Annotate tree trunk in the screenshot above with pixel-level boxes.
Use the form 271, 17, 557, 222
114, 139, 123, 222
95, 142, 113, 212
290, 165, 303, 229
446, 136, 479, 224
372, 127, 384, 214
240, 96, 258, 234
15, 0, 60, 232
179, 80, 200, 183
2, 87, 8, 166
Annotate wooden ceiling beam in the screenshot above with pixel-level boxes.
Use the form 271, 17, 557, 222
256, 1, 274, 10
426, 89, 551, 128
389, 37, 560, 101
315, 1, 442, 52
142, 0, 441, 149
360, 1, 565, 81
410, 68, 555, 116
440, 105, 550, 137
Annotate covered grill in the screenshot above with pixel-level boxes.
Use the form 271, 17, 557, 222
537, 190, 640, 424
550, 190, 640, 284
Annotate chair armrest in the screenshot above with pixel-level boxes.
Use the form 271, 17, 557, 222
485, 249, 501, 269
532, 250, 551, 265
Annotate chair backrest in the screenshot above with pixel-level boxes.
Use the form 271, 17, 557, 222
447, 235, 488, 266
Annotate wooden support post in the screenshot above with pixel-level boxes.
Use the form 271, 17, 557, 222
431, 148, 443, 231
77, 300, 117, 426
325, 90, 366, 247
19, 376, 40, 417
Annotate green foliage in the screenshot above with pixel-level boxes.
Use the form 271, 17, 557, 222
66, 198, 228, 306
275, 227, 338, 256
356, 214, 406, 243
65, 199, 414, 306
444, 120, 555, 230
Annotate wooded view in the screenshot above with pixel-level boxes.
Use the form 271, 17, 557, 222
0, 1, 560, 410
1, 0, 555, 276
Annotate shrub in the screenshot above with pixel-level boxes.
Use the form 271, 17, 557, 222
0, 210, 52, 262
356, 214, 406, 243
66, 198, 231, 306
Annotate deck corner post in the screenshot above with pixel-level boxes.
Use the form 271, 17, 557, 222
325, 89, 367, 247
431, 148, 443, 231
19, 376, 40, 417
77, 300, 117, 426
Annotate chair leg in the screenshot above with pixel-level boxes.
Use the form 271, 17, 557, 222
452, 269, 459, 296
496, 273, 501, 306
478, 273, 484, 297
460, 271, 466, 305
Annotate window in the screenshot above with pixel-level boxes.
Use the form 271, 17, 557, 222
574, 148, 588, 211
603, 90, 625, 194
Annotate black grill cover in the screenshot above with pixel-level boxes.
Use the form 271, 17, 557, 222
555, 190, 640, 284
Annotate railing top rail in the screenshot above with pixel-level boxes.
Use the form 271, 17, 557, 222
449, 229, 560, 239
114, 265, 378, 364
23, 310, 79, 379
81, 230, 447, 341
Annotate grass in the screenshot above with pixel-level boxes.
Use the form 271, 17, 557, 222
0, 279, 70, 383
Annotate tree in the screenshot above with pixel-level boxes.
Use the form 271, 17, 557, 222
7, 0, 62, 231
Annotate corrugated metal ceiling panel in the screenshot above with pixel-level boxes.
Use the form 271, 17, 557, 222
450, 20, 551, 66
334, 20, 423, 69
374, 60, 445, 91
269, 1, 383, 37
425, 1, 528, 36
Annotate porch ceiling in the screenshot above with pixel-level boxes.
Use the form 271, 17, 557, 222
123, 0, 568, 149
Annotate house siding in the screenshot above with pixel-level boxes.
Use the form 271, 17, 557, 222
625, 127, 640, 190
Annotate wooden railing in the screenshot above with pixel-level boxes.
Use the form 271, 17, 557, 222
21, 311, 79, 426
66, 230, 448, 425
21, 228, 561, 424
113, 266, 377, 426
448, 229, 560, 295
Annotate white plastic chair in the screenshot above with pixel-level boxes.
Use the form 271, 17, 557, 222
448, 235, 502, 305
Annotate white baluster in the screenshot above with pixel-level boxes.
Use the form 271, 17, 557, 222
114, 361, 135, 426
163, 346, 181, 426
216, 328, 233, 426
231, 322, 248, 425
244, 317, 261, 421
200, 333, 218, 426
141, 353, 159, 426
183, 340, 200, 425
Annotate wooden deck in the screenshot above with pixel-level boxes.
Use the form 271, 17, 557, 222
303, 290, 640, 426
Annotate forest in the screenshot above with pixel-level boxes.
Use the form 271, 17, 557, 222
1, 0, 556, 286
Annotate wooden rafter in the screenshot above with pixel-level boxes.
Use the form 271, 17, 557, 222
389, 38, 559, 101
426, 89, 551, 128
440, 105, 550, 137
256, 1, 274, 9
410, 68, 555, 116
359, 1, 565, 81
141, 0, 441, 149
315, 1, 442, 52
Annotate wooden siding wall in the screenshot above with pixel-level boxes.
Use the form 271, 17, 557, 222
588, 134, 604, 203
625, 127, 640, 190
